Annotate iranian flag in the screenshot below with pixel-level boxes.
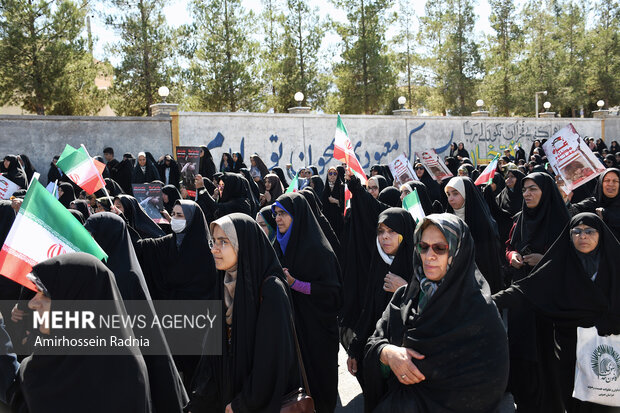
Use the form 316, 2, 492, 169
474, 155, 500, 186
402, 189, 425, 224
333, 114, 367, 184
344, 184, 352, 215
286, 172, 299, 193
0, 178, 107, 290
56, 144, 106, 194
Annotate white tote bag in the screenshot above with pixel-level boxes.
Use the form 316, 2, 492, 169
573, 327, 620, 406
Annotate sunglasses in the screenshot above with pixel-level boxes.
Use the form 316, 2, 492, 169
417, 241, 449, 255
570, 228, 598, 237
415, 167, 425, 171
328, 172, 338, 176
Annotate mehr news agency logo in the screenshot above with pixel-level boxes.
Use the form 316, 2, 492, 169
591, 344, 620, 383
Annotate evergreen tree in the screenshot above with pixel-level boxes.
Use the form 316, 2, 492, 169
393, 0, 418, 109
259, 0, 285, 111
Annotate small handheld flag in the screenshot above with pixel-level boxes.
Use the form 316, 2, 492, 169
474, 155, 500, 186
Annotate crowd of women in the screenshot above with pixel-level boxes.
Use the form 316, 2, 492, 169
0, 137, 616, 413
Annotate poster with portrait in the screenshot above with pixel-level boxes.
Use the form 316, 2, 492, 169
132, 183, 166, 224
389, 153, 418, 187
543, 124, 605, 193
176, 146, 200, 197
415, 149, 454, 181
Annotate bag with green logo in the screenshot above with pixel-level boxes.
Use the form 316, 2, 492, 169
573, 327, 620, 406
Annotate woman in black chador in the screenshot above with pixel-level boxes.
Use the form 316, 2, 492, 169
272, 192, 342, 413
363, 214, 509, 413
187, 213, 302, 412
3, 253, 151, 412
321, 166, 345, 240
196, 173, 252, 223
2, 155, 27, 189
494, 213, 620, 413
346, 208, 415, 398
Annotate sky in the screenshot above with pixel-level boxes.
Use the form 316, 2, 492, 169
90, 0, 494, 66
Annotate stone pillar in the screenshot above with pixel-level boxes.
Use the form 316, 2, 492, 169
471, 110, 489, 117
592, 110, 609, 119
288, 106, 311, 114
150, 103, 178, 117
539, 111, 556, 118
392, 109, 413, 116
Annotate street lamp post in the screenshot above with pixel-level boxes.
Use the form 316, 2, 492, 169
472, 99, 489, 117
535, 91, 547, 118
593, 100, 609, 140
158, 86, 170, 103
393, 96, 413, 116
540, 101, 555, 118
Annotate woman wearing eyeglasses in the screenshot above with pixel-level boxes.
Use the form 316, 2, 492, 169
363, 214, 509, 413
494, 213, 620, 412
345, 208, 414, 395
271, 193, 342, 413
187, 213, 302, 413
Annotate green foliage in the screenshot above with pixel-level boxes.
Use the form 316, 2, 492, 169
0, 0, 104, 115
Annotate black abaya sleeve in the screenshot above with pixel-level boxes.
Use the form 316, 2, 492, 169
231, 277, 300, 413
567, 196, 597, 216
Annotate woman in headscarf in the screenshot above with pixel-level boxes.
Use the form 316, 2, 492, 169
595, 138, 608, 153
503, 172, 571, 412
444, 157, 460, 177
271, 167, 289, 189
494, 213, 619, 413
457, 164, 474, 177
158, 154, 181, 188
115, 153, 135, 194
300, 188, 341, 258
490, 169, 524, 243
567, 168, 620, 240
414, 163, 444, 209
114, 194, 166, 239
6, 253, 151, 413
231, 152, 246, 173
455, 142, 469, 159
187, 213, 302, 412
603, 154, 618, 169
162, 184, 182, 214
256, 205, 277, 244
2, 155, 27, 189
399, 181, 434, 215
57, 182, 76, 209
131, 152, 160, 184
609, 141, 619, 154
377, 187, 401, 208
84, 213, 189, 412
18, 155, 36, 182
196, 173, 252, 223
249, 154, 269, 180
46, 155, 63, 186
529, 139, 545, 158
309, 175, 325, 199
449, 142, 458, 158
321, 166, 345, 240
219, 153, 232, 173
367, 175, 388, 200
346, 208, 415, 393
238, 168, 261, 215
272, 193, 342, 413
260, 173, 284, 207
444, 177, 504, 293
198, 146, 217, 181
363, 214, 509, 413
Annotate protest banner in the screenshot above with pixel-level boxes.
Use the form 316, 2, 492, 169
543, 124, 605, 193
389, 154, 417, 187
416, 149, 453, 181
0, 176, 20, 199
132, 183, 166, 224
176, 146, 200, 197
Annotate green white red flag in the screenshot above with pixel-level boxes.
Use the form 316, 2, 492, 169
474, 155, 500, 186
285, 172, 299, 193
0, 178, 107, 290
402, 189, 425, 224
56, 144, 106, 195
333, 115, 367, 185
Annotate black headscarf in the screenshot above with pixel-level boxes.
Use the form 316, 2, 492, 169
249, 154, 269, 179
364, 214, 509, 413
416, 166, 444, 208
219, 153, 232, 173
597, 168, 620, 209
401, 181, 434, 215
271, 167, 289, 189
131, 153, 161, 183
18, 253, 151, 413
347, 208, 415, 361
94, 178, 125, 199
309, 175, 324, 198
58, 182, 76, 209
68, 209, 85, 224
491, 172, 505, 196
231, 152, 246, 173
378, 186, 401, 207
3, 155, 27, 189
157, 155, 181, 189
189, 214, 299, 412
300, 188, 341, 257
238, 169, 260, 216
263, 173, 284, 206
199, 146, 217, 180
116, 155, 135, 194
116, 194, 165, 239
446, 177, 505, 293
258, 205, 277, 243
509, 172, 570, 256
162, 184, 182, 214
321, 167, 345, 239
444, 157, 460, 176
496, 169, 525, 216
369, 175, 388, 194
18, 155, 36, 182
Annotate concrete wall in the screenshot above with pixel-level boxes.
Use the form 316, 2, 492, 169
179, 112, 620, 176
0, 115, 173, 183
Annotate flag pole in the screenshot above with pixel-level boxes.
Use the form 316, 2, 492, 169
80, 144, 114, 209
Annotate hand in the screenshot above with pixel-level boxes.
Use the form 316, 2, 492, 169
596, 207, 604, 219
161, 209, 171, 222
510, 252, 523, 269
344, 168, 352, 182
11, 304, 24, 323
179, 187, 188, 199
11, 198, 22, 213
383, 273, 408, 292
379, 344, 426, 385
213, 188, 220, 200
283, 268, 295, 286
328, 196, 339, 205
347, 356, 358, 376
110, 204, 122, 215
195, 174, 205, 189
225, 403, 233, 413
523, 253, 543, 267
264, 191, 271, 202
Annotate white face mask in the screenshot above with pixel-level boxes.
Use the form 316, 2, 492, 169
171, 218, 186, 233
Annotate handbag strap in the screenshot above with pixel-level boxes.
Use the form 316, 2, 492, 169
261, 276, 312, 397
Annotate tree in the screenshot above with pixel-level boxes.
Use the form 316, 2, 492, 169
105, 0, 174, 116
331, 0, 396, 114
392, 0, 418, 109
258, 0, 285, 110
479, 0, 521, 116
0, 0, 104, 115
182, 0, 262, 112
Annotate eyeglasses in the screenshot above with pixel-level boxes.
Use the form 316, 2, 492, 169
417, 241, 449, 255
368, 186, 379, 191
208, 238, 230, 249
328, 172, 338, 176
272, 210, 289, 219
570, 228, 598, 237
415, 167, 425, 171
